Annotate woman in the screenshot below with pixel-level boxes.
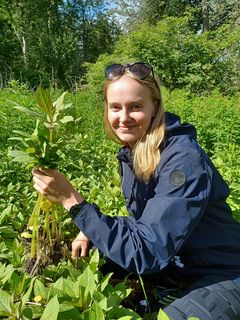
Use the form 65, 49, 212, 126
33, 62, 240, 319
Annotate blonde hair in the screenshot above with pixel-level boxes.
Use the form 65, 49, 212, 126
104, 71, 165, 182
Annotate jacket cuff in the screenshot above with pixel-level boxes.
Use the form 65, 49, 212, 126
69, 200, 88, 220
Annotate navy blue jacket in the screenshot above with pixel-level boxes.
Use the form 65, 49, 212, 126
73, 112, 240, 276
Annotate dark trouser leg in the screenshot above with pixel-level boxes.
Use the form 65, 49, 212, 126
164, 275, 240, 320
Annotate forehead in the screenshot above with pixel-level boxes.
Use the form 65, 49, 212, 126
106, 76, 152, 103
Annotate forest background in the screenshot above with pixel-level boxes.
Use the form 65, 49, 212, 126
0, 1, 240, 319
0, 0, 239, 94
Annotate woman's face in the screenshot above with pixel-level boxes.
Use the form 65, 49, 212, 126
106, 75, 156, 147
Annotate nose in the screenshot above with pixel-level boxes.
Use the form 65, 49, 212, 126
120, 108, 131, 123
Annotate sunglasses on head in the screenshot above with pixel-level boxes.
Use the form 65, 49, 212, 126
105, 62, 154, 80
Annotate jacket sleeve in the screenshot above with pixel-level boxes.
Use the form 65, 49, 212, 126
73, 143, 212, 275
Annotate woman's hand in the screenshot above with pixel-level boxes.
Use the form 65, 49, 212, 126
32, 167, 84, 211
72, 231, 91, 258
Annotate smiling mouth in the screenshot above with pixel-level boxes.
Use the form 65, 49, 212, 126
118, 126, 136, 132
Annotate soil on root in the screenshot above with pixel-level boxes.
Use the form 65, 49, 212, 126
24, 239, 69, 276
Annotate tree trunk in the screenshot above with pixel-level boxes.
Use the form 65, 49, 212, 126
202, 0, 209, 32
22, 35, 27, 66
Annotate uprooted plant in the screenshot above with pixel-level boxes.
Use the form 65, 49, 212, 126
8, 88, 78, 274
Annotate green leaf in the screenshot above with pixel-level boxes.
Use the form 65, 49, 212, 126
89, 249, 100, 273
59, 115, 74, 124
58, 303, 80, 320
41, 141, 47, 158
12, 130, 33, 138
26, 147, 36, 154
63, 102, 73, 110
14, 105, 43, 119
157, 309, 170, 320
107, 306, 141, 319
0, 205, 14, 224
53, 92, 67, 113
0, 110, 7, 121
76, 266, 96, 307
21, 307, 33, 320
22, 277, 36, 306
52, 277, 77, 298
0, 289, 12, 314
0, 264, 15, 284
80, 302, 105, 320
78, 266, 96, 295
93, 291, 107, 310
90, 302, 105, 320
40, 295, 59, 320
8, 137, 30, 149
21, 232, 32, 239
0, 226, 18, 237
34, 279, 49, 300
98, 272, 113, 292
8, 150, 36, 164
36, 88, 55, 117
30, 118, 41, 142
112, 280, 132, 301
10, 272, 24, 296
27, 304, 42, 318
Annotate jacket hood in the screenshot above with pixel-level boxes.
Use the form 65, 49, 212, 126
165, 112, 197, 140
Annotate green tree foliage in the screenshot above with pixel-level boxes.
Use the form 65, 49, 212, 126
0, 0, 120, 88
0, 0, 239, 94
209, 0, 240, 29
132, 0, 240, 32
137, 0, 200, 24
0, 0, 22, 87
86, 14, 240, 95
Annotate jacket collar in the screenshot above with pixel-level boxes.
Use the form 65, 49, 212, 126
116, 146, 133, 165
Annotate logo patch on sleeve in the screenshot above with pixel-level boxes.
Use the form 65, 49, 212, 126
169, 170, 186, 187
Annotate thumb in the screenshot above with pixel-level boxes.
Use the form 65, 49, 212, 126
32, 167, 47, 176
38, 167, 55, 176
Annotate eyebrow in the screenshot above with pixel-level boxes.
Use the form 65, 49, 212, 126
108, 97, 145, 105
107, 102, 120, 107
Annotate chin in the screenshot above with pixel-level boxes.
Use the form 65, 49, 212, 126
118, 135, 137, 145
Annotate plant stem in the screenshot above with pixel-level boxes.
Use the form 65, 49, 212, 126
139, 275, 152, 318
30, 193, 43, 259
44, 207, 53, 252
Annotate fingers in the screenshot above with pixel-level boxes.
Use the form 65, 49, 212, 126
33, 175, 52, 191
32, 168, 57, 183
32, 174, 59, 201
80, 242, 90, 257
32, 167, 66, 203
32, 167, 83, 209
71, 240, 90, 258
71, 232, 90, 258
32, 168, 53, 190
71, 242, 80, 259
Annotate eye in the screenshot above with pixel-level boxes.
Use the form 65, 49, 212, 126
108, 104, 121, 111
131, 104, 142, 110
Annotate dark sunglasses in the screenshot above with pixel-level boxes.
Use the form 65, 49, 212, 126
105, 62, 154, 80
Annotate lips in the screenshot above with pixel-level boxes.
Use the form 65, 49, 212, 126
118, 126, 136, 132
